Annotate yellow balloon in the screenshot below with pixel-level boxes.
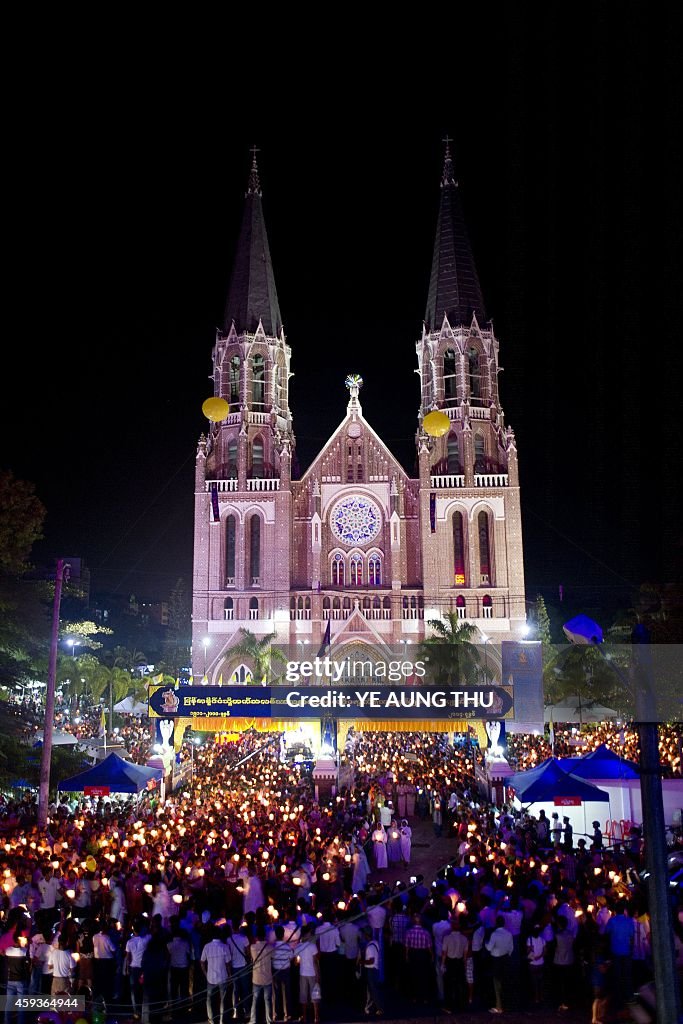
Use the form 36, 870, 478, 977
202, 397, 230, 422
85, 855, 96, 872
423, 410, 450, 437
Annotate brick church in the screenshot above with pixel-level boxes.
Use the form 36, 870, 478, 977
191, 145, 527, 688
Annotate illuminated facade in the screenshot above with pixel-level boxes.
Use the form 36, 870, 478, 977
192, 147, 526, 684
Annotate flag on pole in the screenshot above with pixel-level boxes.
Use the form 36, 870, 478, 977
317, 619, 331, 659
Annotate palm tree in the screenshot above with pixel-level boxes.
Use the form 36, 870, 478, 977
229, 628, 286, 684
90, 664, 134, 729
420, 613, 482, 686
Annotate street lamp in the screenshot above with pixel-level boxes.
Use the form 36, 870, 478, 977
563, 615, 681, 1024
66, 638, 81, 658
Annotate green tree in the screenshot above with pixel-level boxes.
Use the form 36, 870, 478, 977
229, 628, 286, 683
0, 471, 46, 576
420, 613, 481, 686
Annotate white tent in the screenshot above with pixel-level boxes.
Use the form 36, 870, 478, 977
113, 696, 148, 716
32, 730, 79, 746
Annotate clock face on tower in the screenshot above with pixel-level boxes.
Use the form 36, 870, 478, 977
330, 496, 382, 546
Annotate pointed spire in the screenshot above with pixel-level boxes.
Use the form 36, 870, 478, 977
223, 147, 282, 336
425, 136, 487, 330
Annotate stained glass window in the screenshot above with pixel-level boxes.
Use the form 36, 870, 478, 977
330, 496, 381, 545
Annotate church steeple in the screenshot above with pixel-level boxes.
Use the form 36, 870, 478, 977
224, 147, 283, 336
425, 137, 486, 330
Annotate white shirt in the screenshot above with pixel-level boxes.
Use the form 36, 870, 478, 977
201, 939, 230, 985
486, 927, 514, 958
93, 932, 116, 959
315, 924, 340, 953
228, 932, 250, 969
294, 940, 319, 978
126, 934, 150, 969
38, 876, 61, 909
442, 931, 468, 960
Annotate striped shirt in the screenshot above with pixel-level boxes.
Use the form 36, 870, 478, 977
272, 941, 295, 972
405, 925, 432, 951
390, 913, 410, 944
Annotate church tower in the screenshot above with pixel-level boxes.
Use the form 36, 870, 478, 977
192, 151, 294, 680
416, 140, 526, 633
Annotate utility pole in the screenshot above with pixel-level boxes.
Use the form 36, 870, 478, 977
631, 624, 681, 1024
38, 558, 69, 829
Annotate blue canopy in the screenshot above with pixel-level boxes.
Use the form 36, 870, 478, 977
510, 757, 610, 804
58, 752, 163, 794
560, 743, 639, 780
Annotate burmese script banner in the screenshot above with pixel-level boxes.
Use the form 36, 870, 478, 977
148, 683, 514, 722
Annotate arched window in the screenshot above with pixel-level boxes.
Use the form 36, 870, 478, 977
362, 597, 371, 614
225, 515, 236, 585
482, 594, 493, 619
224, 597, 234, 620
230, 664, 252, 684
350, 553, 363, 587
322, 597, 331, 620
332, 596, 341, 619
252, 355, 265, 408
456, 594, 467, 620
248, 597, 259, 620
252, 437, 264, 478
478, 510, 491, 585
290, 597, 296, 621
444, 349, 457, 404
249, 515, 261, 585
274, 362, 284, 410
447, 435, 461, 474
368, 553, 381, 586
342, 597, 351, 618
332, 553, 345, 587
304, 597, 311, 620
229, 355, 240, 404
468, 346, 482, 403
227, 438, 237, 477
453, 511, 465, 585
372, 597, 381, 619
383, 597, 391, 620
418, 596, 424, 619
474, 433, 486, 474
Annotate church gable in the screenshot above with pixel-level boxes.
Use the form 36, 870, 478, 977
300, 411, 409, 487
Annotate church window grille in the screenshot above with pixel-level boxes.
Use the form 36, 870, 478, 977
332, 553, 345, 587
342, 597, 351, 619
230, 664, 252, 683
474, 433, 486, 474
252, 437, 264, 478
224, 597, 234, 620
371, 597, 381, 620
249, 515, 261, 585
322, 597, 331, 620
478, 510, 491, 585
456, 594, 467, 620
227, 439, 237, 477
332, 597, 341, 620
350, 554, 363, 587
447, 435, 461, 474
468, 346, 483, 405
482, 594, 493, 619
368, 553, 382, 586
225, 515, 236, 585
229, 356, 240, 404
252, 355, 265, 408
248, 597, 259, 620
444, 349, 457, 405
418, 596, 424, 619
453, 511, 465, 585
362, 597, 371, 615
382, 597, 391, 619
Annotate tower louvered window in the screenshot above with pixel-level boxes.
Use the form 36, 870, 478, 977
444, 349, 457, 404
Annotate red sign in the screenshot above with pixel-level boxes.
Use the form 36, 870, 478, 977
554, 796, 581, 806
84, 786, 110, 797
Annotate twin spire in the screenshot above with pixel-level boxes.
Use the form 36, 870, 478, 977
224, 139, 486, 339
425, 136, 487, 330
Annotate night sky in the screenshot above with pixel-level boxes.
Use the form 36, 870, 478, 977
3, 8, 681, 620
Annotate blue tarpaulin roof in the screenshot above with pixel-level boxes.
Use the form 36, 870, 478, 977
58, 752, 163, 794
510, 757, 610, 804
559, 743, 640, 780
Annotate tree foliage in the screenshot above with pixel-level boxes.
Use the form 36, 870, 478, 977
420, 613, 482, 686
0, 471, 46, 576
229, 628, 286, 683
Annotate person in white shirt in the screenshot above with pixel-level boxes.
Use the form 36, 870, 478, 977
293, 926, 320, 1024
432, 915, 452, 1004
227, 924, 251, 1020
314, 914, 340, 1001
441, 920, 468, 1013
48, 936, 76, 995
124, 921, 150, 1020
485, 917, 513, 1014
361, 926, 383, 1016
92, 920, 117, 1004
201, 927, 230, 1024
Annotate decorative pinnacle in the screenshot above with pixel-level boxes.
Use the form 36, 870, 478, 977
441, 134, 457, 187
345, 373, 363, 415
247, 145, 262, 196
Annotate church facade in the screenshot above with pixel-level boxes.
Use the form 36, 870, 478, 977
191, 147, 526, 685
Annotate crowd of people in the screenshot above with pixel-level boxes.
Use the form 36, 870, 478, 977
0, 721, 681, 1024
